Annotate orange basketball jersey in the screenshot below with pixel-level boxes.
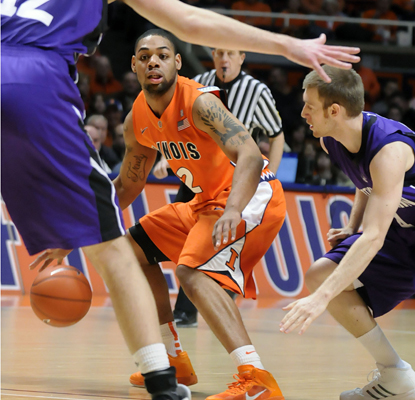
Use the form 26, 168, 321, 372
132, 76, 270, 203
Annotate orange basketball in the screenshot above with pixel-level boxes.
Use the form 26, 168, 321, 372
30, 265, 92, 327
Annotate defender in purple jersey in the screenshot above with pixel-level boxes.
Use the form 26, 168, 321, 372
1, 0, 361, 397
280, 66, 415, 400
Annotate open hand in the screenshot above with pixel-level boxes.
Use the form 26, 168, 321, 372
279, 293, 329, 335
212, 208, 241, 251
29, 248, 72, 272
284, 34, 360, 83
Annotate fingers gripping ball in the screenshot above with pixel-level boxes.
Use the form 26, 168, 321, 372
30, 265, 92, 327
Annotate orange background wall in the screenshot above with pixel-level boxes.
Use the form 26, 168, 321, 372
1, 183, 354, 305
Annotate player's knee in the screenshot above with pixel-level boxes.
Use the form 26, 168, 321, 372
305, 257, 336, 292
176, 265, 196, 291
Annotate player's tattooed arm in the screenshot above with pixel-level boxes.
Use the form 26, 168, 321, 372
113, 111, 157, 209
196, 99, 250, 146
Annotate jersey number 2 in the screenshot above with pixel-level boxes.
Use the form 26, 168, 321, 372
176, 167, 202, 194
1, 0, 53, 26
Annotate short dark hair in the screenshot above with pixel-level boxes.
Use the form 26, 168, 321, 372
135, 29, 178, 54
303, 65, 364, 117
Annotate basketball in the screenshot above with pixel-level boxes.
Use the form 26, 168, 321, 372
30, 265, 92, 327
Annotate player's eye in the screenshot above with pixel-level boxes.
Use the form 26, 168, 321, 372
139, 54, 148, 61
159, 54, 168, 60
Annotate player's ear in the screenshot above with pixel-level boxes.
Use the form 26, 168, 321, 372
330, 103, 341, 117
131, 55, 137, 73
176, 54, 182, 71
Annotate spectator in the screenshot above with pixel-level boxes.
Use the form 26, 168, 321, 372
77, 73, 91, 112
89, 55, 123, 96
387, 104, 404, 121
361, 0, 399, 44
274, 0, 310, 37
114, 71, 141, 115
355, 61, 381, 110
86, 114, 120, 169
104, 98, 124, 143
371, 79, 400, 115
88, 92, 107, 116
112, 123, 126, 161
76, 53, 99, 81
287, 122, 308, 153
267, 67, 304, 134
300, 0, 324, 14
84, 125, 112, 173
231, 0, 272, 27
296, 139, 317, 183
311, 150, 337, 185
391, 0, 415, 19
315, 0, 347, 36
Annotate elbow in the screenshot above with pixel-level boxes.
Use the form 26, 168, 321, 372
361, 232, 384, 255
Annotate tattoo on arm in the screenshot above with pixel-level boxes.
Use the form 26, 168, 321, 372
126, 154, 148, 182
197, 100, 250, 146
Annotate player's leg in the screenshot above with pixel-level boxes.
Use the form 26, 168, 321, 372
305, 236, 415, 400
176, 180, 286, 400
82, 237, 190, 400
1, 47, 189, 400
127, 211, 199, 387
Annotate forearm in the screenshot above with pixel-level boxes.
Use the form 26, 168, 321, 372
347, 189, 368, 232
123, 0, 289, 56
226, 154, 263, 213
315, 233, 383, 302
113, 177, 143, 210
267, 134, 284, 174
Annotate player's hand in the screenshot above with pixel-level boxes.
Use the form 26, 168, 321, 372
327, 227, 354, 248
153, 157, 170, 179
212, 208, 241, 251
283, 34, 360, 83
279, 293, 329, 335
29, 248, 72, 272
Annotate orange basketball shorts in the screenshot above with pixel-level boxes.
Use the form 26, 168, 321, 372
139, 180, 286, 299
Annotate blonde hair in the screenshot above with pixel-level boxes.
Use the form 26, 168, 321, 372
303, 65, 364, 117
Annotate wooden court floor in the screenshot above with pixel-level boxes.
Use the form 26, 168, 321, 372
2, 296, 415, 400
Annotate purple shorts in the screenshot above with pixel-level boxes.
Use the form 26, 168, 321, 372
325, 231, 415, 318
1, 45, 125, 255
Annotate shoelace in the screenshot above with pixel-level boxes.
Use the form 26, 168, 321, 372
367, 369, 381, 383
224, 373, 254, 394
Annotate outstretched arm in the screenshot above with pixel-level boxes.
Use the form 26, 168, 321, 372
280, 141, 414, 334
193, 93, 263, 249
122, 0, 360, 83
113, 111, 157, 209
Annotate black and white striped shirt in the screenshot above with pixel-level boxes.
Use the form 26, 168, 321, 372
193, 70, 283, 138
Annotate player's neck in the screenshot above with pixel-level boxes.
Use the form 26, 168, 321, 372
335, 113, 364, 154
144, 79, 177, 118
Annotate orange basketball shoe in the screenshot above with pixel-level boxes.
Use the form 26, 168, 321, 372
206, 365, 285, 400
129, 351, 198, 387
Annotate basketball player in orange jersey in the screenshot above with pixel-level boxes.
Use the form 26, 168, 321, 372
114, 29, 286, 400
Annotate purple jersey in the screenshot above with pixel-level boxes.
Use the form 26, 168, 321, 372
323, 112, 415, 247
1, 0, 106, 65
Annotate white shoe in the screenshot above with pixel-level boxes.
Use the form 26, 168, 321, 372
177, 383, 191, 400
340, 363, 415, 400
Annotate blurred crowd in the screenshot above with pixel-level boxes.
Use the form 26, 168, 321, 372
78, 0, 415, 187
184, 0, 415, 45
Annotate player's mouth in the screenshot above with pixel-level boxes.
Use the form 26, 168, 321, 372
147, 71, 163, 84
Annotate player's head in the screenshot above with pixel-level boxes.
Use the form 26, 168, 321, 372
132, 29, 182, 96
301, 65, 364, 138
212, 49, 245, 83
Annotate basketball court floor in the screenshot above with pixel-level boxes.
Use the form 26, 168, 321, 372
2, 296, 415, 400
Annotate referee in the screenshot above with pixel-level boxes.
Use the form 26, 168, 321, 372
152, 48, 286, 327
